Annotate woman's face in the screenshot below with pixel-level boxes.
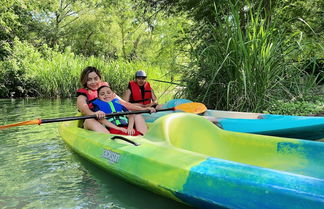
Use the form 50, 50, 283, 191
98, 87, 115, 102
87, 72, 101, 90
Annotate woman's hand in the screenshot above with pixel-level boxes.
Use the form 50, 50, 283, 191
94, 110, 106, 119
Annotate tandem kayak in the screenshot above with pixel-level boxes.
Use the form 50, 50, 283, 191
58, 113, 324, 209
143, 99, 324, 140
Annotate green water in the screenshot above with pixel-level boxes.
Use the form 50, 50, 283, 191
0, 98, 192, 209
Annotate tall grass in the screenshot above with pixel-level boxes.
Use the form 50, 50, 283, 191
178, 1, 319, 112
0, 38, 175, 103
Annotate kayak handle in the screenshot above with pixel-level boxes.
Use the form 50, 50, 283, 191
111, 136, 140, 146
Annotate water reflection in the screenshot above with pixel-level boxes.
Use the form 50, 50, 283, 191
0, 98, 193, 209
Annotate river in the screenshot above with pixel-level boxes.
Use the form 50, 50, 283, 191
0, 98, 193, 209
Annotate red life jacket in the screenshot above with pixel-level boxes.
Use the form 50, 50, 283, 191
76, 82, 109, 109
129, 81, 152, 105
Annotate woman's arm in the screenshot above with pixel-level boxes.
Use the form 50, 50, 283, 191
126, 115, 135, 135
122, 89, 131, 102
117, 97, 156, 112
77, 95, 106, 118
128, 115, 135, 129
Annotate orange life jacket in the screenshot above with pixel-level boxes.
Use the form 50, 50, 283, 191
129, 81, 152, 105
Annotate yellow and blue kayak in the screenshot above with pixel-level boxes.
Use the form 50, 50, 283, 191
58, 113, 324, 209
143, 99, 324, 140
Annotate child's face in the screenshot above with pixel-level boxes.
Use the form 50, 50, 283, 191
98, 87, 114, 102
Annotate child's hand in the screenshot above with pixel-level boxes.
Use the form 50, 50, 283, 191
127, 127, 135, 135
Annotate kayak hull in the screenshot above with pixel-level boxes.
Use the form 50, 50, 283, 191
59, 113, 324, 209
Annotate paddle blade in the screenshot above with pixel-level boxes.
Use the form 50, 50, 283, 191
0, 119, 41, 130
174, 102, 207, 114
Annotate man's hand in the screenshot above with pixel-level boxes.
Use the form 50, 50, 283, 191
146, 107, 156, 113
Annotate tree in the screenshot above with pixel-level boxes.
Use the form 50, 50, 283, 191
0, 0, 39, 59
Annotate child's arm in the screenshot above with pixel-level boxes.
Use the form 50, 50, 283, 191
126, 115, 135, 135
99, 118, 128, 133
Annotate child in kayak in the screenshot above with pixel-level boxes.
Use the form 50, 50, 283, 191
91, 85, 142, 136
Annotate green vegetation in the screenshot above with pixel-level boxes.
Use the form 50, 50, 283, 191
0, 39, 175, 102
0, 0, 323, 115
266, 99, 324, 116
176, 1, 322, 112
145, 0, 323, 115
0, 0, 184, 102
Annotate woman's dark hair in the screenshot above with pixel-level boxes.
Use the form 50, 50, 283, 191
80, 66, 102, 88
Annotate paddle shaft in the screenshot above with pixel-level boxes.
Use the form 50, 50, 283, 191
40, 108, 175, 124
1, 101, 207, 130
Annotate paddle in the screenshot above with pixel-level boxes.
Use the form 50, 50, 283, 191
0, 102, 207, 130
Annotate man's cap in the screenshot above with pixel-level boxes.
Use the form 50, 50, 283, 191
135, 70, 147, 78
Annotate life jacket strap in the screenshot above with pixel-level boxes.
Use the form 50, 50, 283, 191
108, 101, 128, 125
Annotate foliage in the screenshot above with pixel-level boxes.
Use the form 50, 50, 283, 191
0, 38, 174, 102
265, 94, 324, 116
0, 0, 39, 59
0, 0, 322, 117
177, 2, 306, 111
0, 0, 189, 101
1, 0, 189, 73
0, 38, 40, 97
142, 0, 321, 113
273, 0, 324, 59
27, 0, 188, 69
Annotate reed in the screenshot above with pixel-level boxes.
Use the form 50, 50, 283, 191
178, 1, 319, 112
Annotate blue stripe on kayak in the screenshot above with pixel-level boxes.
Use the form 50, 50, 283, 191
277, 141, 324, 178
218, 117, 324, 133
218, 117, 324, 139
261, 114, 324, 120
175, 158, 324, 209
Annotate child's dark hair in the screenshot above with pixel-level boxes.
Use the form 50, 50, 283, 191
97, 85, 110, 94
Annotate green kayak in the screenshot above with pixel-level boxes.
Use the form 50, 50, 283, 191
58, 113, 324, 209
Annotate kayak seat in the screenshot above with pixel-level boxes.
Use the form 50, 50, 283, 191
145, 113, 224, 156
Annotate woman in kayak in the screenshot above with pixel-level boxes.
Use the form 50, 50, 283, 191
76, 66, 155, 134
91, 85, 142, 136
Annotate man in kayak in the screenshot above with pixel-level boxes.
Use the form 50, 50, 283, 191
123, 70, 163, 109
91, 85, 142, 136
